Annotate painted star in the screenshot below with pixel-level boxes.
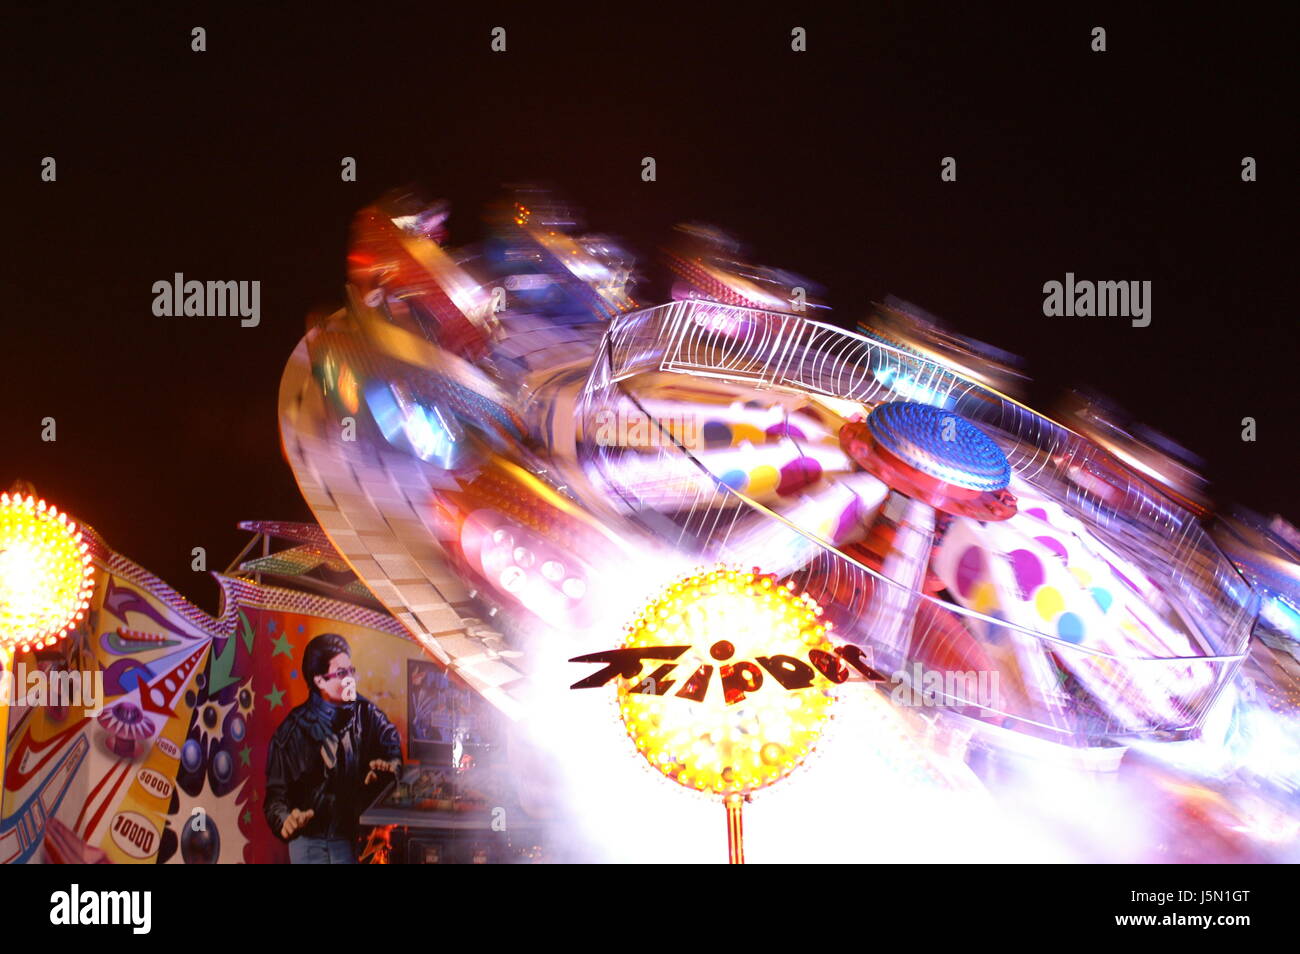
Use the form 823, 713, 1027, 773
264, 684, 286, 710
270, 631, 294, 659
239, 745, 252, 767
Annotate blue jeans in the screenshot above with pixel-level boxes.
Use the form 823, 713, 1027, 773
288, 835, 357, 864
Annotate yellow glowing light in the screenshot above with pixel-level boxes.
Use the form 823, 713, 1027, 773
618, 566, 836, 796
0, 493, 95, 654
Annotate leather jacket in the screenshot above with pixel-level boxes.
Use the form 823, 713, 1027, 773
264, 693, 402, 842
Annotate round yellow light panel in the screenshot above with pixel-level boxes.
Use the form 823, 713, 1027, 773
618, 566, 837, 796
0, 493, 95, 654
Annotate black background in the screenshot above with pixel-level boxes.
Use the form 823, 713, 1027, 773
3, 4, 1295, 609
12, 862, 1290, 932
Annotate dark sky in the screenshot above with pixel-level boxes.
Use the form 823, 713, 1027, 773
3, 5, 1295, 610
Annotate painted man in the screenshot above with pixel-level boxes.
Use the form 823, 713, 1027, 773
264, 633, 402, 863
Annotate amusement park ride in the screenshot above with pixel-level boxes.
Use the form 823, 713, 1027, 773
3, 187, 1297, 863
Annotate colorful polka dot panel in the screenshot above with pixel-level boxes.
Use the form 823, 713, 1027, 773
1007, 487, 1196, 660
696, 440, 851, 503
932, 514, 1210, 727
934, 501, 1196, 664
768, 472, 888, 545
937, 521, 1113, 647
1009, 479, 1163, 606
634, 397, 837, 453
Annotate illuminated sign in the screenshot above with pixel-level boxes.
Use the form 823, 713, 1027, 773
574, 567, 864, 804
570, 640, 885, 702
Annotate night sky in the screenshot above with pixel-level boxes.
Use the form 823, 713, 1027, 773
4, 6, 1295, 609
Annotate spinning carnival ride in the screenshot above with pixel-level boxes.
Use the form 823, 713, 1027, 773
276, 191, 1294, 861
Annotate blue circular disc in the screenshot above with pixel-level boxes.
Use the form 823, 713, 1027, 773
181, 738, 203, 773
866, 402, 1011, 492
211, 749, 233, 783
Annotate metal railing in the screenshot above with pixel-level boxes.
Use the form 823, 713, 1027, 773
577, 300, 1257, 743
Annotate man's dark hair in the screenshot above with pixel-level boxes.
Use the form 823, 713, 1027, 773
303, 633, 352, 694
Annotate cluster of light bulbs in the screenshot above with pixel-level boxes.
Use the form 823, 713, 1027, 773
618, 565, 836, 796
0, 493, 95, 654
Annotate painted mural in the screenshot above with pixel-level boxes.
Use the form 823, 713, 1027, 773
1, 522, 420, 864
